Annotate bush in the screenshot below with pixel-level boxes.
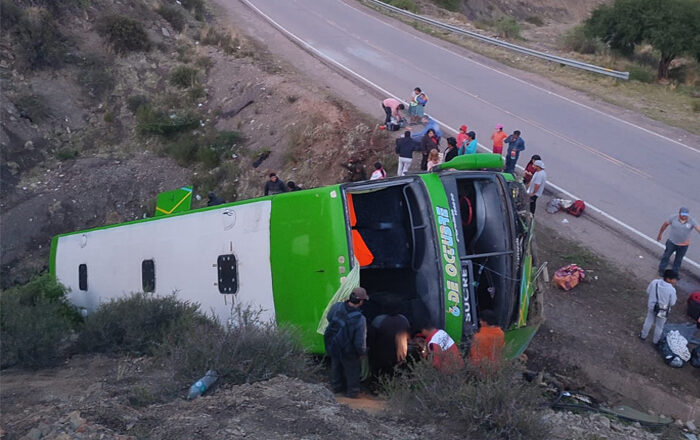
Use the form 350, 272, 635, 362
166, 305, 314, 385
431, 0, 460, 12
180, 0, 205, 19
127, 94, 150, 113
560, 25, 602, 54
525, 15, 544, 26
79, 54, 115, 100
13, 8, 66, 70
381, 359, 549, 439
693, 100, 700, 113
495, 16, 521, 39
0, 274, 80, 369
157, 4, 185, 32
76, 292, 204, 355
0, 0, 23, 27
136, 105, 200, 136
628, 65, 655, 83
383, 0, 419, 13
98, 15, 150, 55
14, 94, 52, 123
170, 65, 198, 88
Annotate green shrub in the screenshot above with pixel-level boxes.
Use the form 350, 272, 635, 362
195, 55, 213, 70
13, 8, 66, 70
560, 25, 602, 54
76, 292, 204, 355
383, 0, 419, 13
14, 94, 52, 123
431, 0, 460, 12
628, 65, 655, 83
165, 305, 314, 385
56, 148, 79, 160
381, 359, 549, 439
170, 65, 198, 88
127, 94, 150, 113
0, 0, 23, 27
98, 15, 150, 55
180, 0, 205, 20
136, 105, 200, 136
693, 100, 700, 113
164, 134, 199, 165
79, 54, 115, 99
0, 274, 80, 369
495, 16, 521, 39
187, 85, 206, 101
525, 15, 544, 26
157, 4, 185, 32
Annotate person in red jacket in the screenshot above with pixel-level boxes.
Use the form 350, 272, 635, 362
420, 322, 464, 372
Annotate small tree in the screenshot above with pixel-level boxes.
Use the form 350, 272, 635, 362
585, 0, 700, 80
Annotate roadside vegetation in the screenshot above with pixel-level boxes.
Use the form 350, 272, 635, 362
373, 0, 700, 133
381, 358, 550, 439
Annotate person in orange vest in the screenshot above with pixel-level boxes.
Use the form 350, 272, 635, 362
420, 322, 464, 372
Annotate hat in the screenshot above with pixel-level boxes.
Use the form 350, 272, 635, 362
460, 125, 467, 132
679, 207, 689, 216
351, 287, 369, 301
496, 124, 503, 129
534, 160, 545, 169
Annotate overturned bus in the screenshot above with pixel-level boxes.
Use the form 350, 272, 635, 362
51, 154, 543, 358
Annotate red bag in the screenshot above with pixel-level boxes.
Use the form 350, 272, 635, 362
688, 292, 700, 321
567, 200, 586, 217
553, 264, 586, 291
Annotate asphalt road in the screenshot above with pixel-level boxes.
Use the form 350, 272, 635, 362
241, 0, 700, 273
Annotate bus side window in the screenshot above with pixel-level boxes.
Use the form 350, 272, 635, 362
217, 254, 238, 294
79, 264, 87, 291
142, 259, 155, 293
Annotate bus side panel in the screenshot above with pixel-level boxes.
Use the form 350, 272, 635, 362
269, 187, 350, 354
54, 201, 275, 323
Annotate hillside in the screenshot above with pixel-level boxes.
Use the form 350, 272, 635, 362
0, 0, 391, 288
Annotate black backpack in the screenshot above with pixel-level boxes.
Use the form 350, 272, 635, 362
324, 306, 361, 357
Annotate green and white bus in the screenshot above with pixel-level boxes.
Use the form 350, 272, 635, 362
51, 154, 542, 358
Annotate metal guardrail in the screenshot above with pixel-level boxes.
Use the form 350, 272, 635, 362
366, 0, 629, 80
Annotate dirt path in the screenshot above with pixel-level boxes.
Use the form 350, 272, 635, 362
220, 0, 700, 425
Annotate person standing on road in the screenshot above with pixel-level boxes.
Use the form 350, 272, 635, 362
527, 160, 546, 214
657, 207, 700, 276
640, 270, 678, 344
395, 130, 418, 176
421, 129, 439, 171
264, 172, 288, 196
458, 131, 478, 155
523, 154, 542, 185
444, 137, 459, 163
324, 287, 369, 398
381, 98, 405, 125
456, 125, 468, 150
504, 130, 525, 174
490, 124, 507, 155
408, 87, 428, 124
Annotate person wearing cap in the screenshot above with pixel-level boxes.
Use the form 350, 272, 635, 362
640, 269, 678, 344
490, 124, 507, 155
504, 130, 525, 174
324, 287, 369, 398
657, 207, 700, 276
526, 160, 546, 214
456, 124, 469, 150
458, 131, 478, 155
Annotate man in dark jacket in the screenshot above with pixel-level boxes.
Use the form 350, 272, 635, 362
504, 130, 525, 174
324, 287, 369, 398
369, 298, 410, 376
395, 131, 418, 176
263, 172, 288, 196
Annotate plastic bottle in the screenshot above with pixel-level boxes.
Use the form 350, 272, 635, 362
187, 370, 218, 400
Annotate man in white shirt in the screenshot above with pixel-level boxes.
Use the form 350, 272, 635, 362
527, 160, 546, 214
640, 270, 678, 344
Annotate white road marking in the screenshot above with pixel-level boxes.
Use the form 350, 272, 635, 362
240, 0, 700, 272
341, 0, 699, 155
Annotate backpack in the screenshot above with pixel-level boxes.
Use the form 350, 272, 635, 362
567, 200, 586, 217
324, 305, 361, 357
